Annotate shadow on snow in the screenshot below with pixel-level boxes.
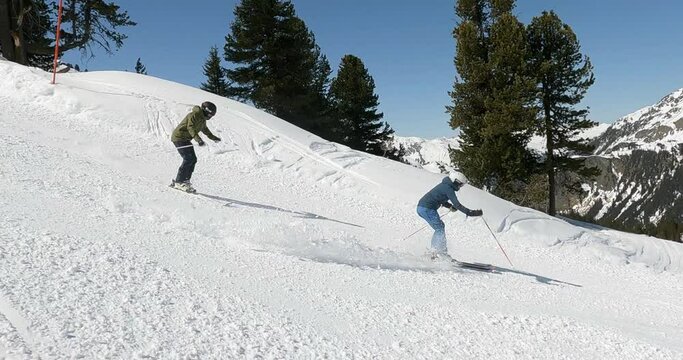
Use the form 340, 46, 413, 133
254, 248, 582, 288
491, 265, 582, 287
196, 192, 364, 228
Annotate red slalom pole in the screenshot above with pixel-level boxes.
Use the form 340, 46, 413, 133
482, 217, 514, 268
51, 0, 64, 84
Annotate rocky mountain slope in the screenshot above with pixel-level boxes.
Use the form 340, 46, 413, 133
575, 89, 683, 240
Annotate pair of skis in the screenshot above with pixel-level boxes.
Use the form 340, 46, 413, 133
452, 259, 495, 272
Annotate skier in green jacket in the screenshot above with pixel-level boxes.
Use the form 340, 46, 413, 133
170, 101, 221, 192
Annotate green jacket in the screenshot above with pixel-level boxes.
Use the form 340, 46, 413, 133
171, 106, 219, 143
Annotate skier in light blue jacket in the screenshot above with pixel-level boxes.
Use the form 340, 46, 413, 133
417, 171, 483, 260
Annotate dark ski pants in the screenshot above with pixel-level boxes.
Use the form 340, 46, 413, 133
174, 140, 197, 183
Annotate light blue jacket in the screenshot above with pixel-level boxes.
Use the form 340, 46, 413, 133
418, 177, 470, 213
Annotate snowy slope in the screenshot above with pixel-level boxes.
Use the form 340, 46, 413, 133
2, 60, 683, 359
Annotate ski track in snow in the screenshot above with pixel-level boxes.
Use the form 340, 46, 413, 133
2, 62, 683, 359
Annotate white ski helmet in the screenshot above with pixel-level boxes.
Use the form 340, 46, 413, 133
449, 171, 468, 185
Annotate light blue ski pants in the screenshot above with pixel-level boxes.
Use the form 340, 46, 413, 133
416, 206, 447, 254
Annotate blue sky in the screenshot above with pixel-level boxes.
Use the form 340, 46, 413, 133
63, 0, 683, 138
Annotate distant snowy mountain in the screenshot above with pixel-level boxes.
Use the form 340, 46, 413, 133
596, 88, 683, 156
527, 123, 611, 154
574, 88, 683, 235
392, 136, 459, 173
395, 124, 610, 174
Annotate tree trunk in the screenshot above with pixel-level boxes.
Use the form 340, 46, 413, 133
0, 0, 17, 61
13, 0, 28, 65
545, 101, 556, 216
0, 0, 29, 64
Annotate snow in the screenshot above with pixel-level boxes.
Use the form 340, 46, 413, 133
527, 123, 611, 154
600, 88, 683, 156
393, 136, 459, 173
397, 123, 610, 173
2, 60, 683, 358
580, 122, 613, 140
615, 182, 641, 220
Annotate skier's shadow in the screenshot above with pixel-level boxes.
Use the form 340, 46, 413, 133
492, 266, 582, 287
196, 193, 364, 228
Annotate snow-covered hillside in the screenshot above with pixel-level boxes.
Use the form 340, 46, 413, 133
396, 124, 610, 175
393, 136, 459, 173
576, 89, 683, 230
596, 88, 683, 157
2, 60, 683, 358
527, 123, 611, 154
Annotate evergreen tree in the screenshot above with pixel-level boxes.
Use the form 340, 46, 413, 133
224, 0, 332, 137
25, 0, 54, 69
134, 57, 146, 74
200, 46, 228, 96
308, 51, 334, 137
447, 0, 537, 196
0, 0, 54, 68
60, 0, 136, 58
329, 54, 394, 155
384, 142, 406, 162
1, 0, 135, 65
527, 11, 598, 215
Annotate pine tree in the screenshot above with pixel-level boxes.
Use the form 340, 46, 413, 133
447, 0, 537, 195
527, 11, 598, 215
0, 0, 54, 68
135, 57, 147, 74
60, 0, 136, 58
329, 54, 394, 155
1, 0, 135, 65
309, 51, 334, 138
383, 142, 406, 162
224, 0, 332, 136
25, 0, 54, 70
200, 46, 228, 96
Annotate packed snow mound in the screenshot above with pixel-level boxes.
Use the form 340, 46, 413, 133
2, 59, 683, 358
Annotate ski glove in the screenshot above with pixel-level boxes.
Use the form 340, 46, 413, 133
213, 137, 221, 143
197, 138, 206, 146
467, 209, 483, 217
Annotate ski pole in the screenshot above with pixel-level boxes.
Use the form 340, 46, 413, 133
401, 211, 451, 242
481, 217, 514, 268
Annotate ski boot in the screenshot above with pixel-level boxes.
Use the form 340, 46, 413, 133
430, 251, 454, 262
170, 180, 196, 193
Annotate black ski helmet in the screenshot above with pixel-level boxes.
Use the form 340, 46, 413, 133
201, 101, 217, 118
